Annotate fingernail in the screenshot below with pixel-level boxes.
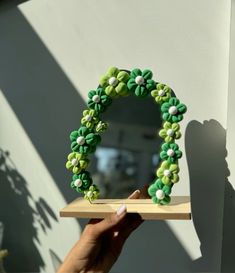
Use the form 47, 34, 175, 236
116, 204, 127, 217
129, 189, 141, 199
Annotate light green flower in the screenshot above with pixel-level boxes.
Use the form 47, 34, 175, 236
84, 184, 100, 201
99, 67, 130, 98
81, 109, 99, 129
156, 161, 179, 185
151, 83, 172, 104
159, 121, 181, 142
148, 179, 172, 205
66, 152, 89, 174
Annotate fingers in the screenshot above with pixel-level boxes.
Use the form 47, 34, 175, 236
84, 204, 127, 240
128, 189, 141, 199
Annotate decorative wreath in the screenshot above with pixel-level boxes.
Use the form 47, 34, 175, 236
65, 67, 187, 205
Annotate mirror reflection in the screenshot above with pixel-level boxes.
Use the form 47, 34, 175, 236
89, 94, 162, 198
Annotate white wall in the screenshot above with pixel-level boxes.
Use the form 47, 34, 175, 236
0, 0, 232, 272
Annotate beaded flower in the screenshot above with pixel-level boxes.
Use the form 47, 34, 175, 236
127, 68, 155, 97
151, 83, 172, 104
148, 179, 172, 205
87, 88, 112, 113
159, 121, 181, 143
81, 109, 99, 129
84, 185, 100, 201
71, 171, 92, 192
70, 126, 101, 154
160, 143, 182, 163
161, 97, 187, 123
99, 67, 130, 98
66, 152, 89, 174
156, 160, 179, 185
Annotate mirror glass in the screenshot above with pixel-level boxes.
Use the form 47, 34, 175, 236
89, 94, 162, 198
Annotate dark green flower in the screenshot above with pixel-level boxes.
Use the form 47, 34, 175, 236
87, 88, 112, 113
81, 109, 99, 129
127, 68, 155, 97
160, 143, 182, 163
151, 83, 172, 104
71, 171, 92, 192
148, 179, 172, 205
84, 184, 100, 201
99, 67, 130, 97
161, 97, 187, 122
70, 126, 101, 154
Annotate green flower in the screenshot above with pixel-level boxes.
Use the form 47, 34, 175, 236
99, 67, 130, 98
87, 88, 112, 113
159, 121, 181, 142
84, 184, 100, 201
148, 179, 172, 205
70, 126, 101, 154
161, 97, 187, 122
127, 68, 155, 97
151, 83, 172, 104
156, 161, 179, 185
95, 121, 108, 133
66, 152, 89, 174
160, 143, 182, 163
71, 171, 92, 192
81, 109, 99, 129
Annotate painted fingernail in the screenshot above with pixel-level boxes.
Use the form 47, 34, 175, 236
116, 204, 127, 217
129, 189, 141, 199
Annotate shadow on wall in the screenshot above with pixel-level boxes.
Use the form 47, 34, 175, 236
0, 148, 58, 272
113, 119, 228, 273
221, 168, 235, 269
186, 119, 229, 272
0, 6, 86, 203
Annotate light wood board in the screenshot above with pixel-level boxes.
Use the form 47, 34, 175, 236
60, 196, 191, 220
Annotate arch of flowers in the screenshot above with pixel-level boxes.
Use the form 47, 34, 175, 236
65, 67, 187, 205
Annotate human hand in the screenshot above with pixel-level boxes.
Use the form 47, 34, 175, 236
57, 190, 143, 273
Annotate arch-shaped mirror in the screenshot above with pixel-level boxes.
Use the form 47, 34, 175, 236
65, 67, 187, 205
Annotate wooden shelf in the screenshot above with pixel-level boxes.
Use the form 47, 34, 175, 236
60, 196, 191, 220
